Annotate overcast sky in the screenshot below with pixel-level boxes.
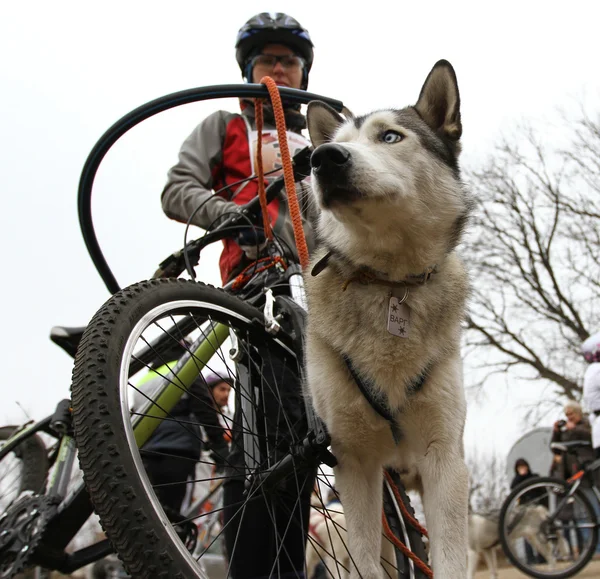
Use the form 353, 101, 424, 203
2, 0, 599, 465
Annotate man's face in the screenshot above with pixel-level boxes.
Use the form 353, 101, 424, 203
251, 44, 304, 89
212, 381, 231, 408
565, 408, 581, 422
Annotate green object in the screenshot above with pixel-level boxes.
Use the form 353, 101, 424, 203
133, 322, 229, 447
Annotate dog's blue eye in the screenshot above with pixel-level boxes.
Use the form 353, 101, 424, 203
381, 130, 403, 144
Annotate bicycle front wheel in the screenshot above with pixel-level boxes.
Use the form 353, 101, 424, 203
499, 476, 599, 579
71, 279, 426, 578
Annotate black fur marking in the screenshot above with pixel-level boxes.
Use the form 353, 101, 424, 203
343, 354, 433, 445
353, 114, 368, 130
394, 109, 461, 176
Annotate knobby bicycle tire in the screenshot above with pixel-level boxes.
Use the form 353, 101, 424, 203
71, 278, 427, 578
499, 475, 599, 579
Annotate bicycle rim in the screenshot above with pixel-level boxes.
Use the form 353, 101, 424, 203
500, 476, 598, 579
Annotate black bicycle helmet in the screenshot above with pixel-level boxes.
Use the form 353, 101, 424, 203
235, 12, 314, 87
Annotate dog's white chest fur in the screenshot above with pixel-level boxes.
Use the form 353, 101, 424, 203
305, 251, 468, 459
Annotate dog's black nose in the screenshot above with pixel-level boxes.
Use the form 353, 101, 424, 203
311, 144, 351, 176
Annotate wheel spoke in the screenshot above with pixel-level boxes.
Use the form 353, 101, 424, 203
71, 280, 427, 578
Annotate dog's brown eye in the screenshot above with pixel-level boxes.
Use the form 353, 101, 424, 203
381, 130, 403, 144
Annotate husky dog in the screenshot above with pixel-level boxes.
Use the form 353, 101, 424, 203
468, 512, 501, 579
304, 60, 472, 578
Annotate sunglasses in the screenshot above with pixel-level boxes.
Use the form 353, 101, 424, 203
250, 54, 305, 71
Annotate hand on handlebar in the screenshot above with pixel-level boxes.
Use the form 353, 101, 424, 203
236, 226, 267, 259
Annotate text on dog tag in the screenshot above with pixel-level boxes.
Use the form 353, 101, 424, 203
387, 297, 411, 338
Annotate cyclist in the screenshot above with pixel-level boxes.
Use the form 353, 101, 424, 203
582, 331, 600, 459
161, 12, 318, 285
161, 13, 318, 578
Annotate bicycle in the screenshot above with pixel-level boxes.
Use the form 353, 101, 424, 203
67, 83, 431, 577
0, 83, 343, 579
499, 441, 600, 579
0, 326, 114, 579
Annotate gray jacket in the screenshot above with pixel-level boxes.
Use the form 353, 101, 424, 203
161, 103, 318, 282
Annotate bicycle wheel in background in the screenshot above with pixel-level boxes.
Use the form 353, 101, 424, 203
0, 426, 51, 579
0, 426, 48, 515
499, 476, 599, 579
71, 278, 426, 578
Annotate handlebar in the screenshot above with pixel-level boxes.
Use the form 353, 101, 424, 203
78, 84, 345, 295
153, 145, 313, 280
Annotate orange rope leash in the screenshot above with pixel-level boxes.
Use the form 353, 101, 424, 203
254, 76, 310, 270
381, 513, 433, 578
383, 471, 429, 538
382, 470, 433, 577
231, 256, 287, 292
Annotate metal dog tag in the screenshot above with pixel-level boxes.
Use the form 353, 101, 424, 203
387, 297, 411, 338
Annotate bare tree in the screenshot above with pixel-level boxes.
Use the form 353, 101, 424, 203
464, 109, 600, 401
467, 450, 510, 513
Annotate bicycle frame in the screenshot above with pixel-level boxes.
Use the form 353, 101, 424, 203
548, 458, 600, 527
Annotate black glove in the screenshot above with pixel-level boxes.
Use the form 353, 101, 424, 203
236, 227, 267, 259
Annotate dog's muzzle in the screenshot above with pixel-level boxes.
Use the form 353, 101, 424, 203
311, 144, 360, 206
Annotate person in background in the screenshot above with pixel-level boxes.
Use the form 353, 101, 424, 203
581, 331, 600, 553
582, 331, 600, 459
549, 401, 594, 559
550, 401, 594, 481
139, 364, 231, 515
510, 458, 543, 565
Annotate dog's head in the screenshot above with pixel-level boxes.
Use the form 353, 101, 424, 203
307, 60, 472, 264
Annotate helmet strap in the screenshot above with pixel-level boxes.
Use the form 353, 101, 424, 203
243, 61, 253, 83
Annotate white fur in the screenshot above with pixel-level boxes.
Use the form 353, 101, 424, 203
306, 500, 397, 579
305, 61, 470, 578
467, 513, 500, 579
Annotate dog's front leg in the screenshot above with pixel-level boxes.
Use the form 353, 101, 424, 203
482, 548, 498, 579
420, 452, 469, 578
333, 448, 383, 579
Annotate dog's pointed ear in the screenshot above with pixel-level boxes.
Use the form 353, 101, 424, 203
307, 101, 345, 147
414, 60, 462, 143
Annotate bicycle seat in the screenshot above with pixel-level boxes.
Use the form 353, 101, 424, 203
50, 326, 86, 358
550, 440, 591, 453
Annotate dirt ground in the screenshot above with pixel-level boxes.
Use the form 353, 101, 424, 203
474, 557, 600, 578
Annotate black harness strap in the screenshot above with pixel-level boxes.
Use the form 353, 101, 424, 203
343, 355, 430, 445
